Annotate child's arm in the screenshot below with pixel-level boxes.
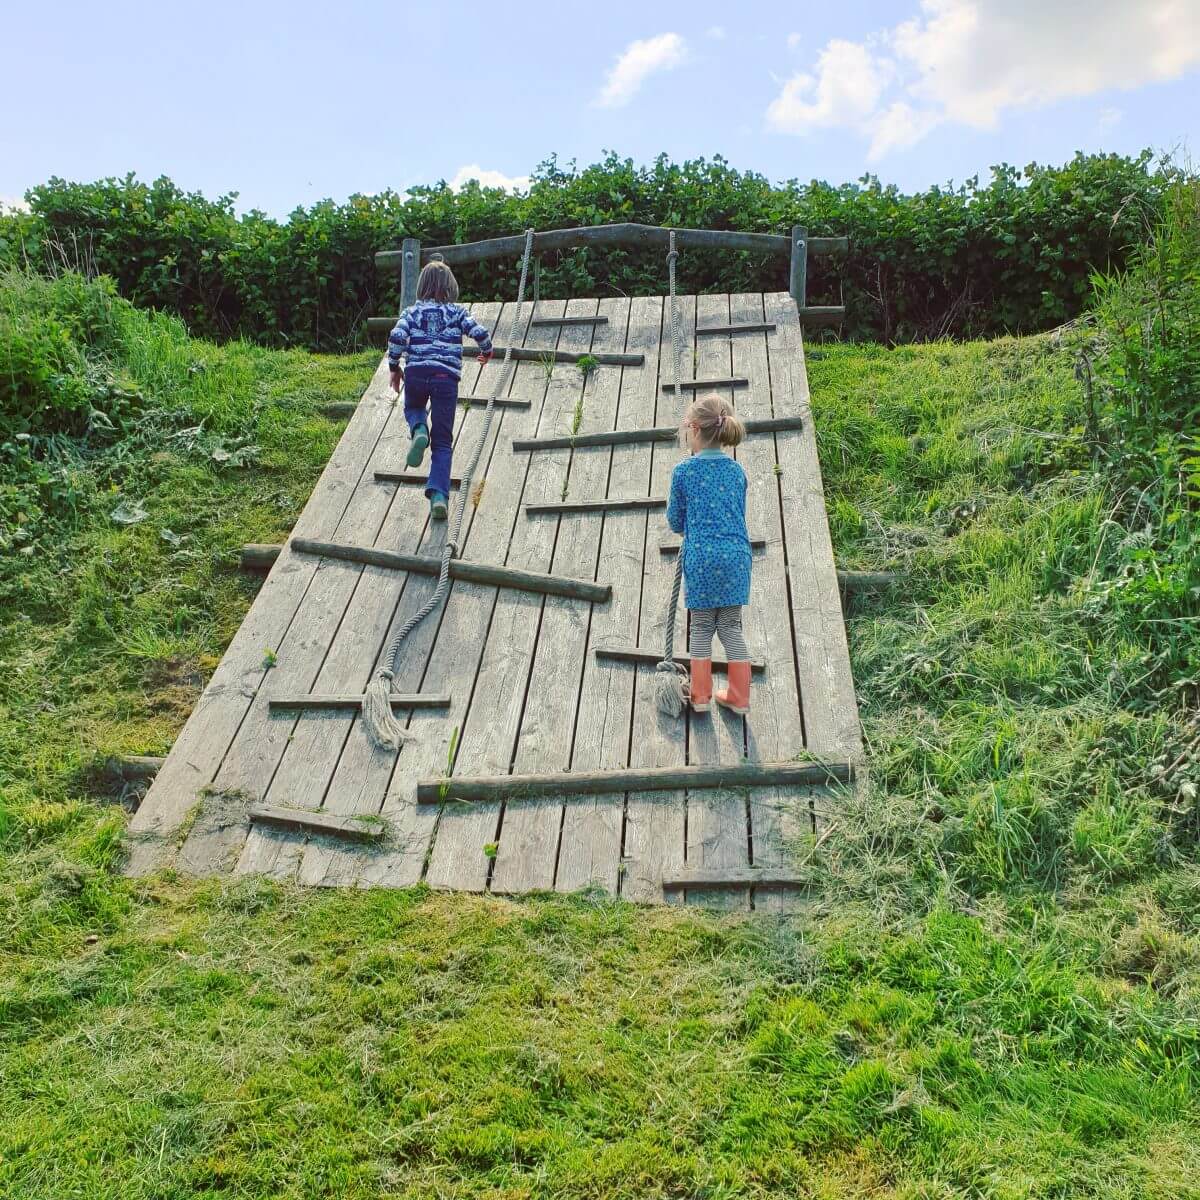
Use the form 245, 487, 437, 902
387, 310, 412, 392
667, 464, 686, 534
459, 307, 494, 363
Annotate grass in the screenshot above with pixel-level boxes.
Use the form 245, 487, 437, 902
2, 269, 1200, 1196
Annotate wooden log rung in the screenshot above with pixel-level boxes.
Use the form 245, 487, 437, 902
797, 305, 846, 327
695, 322, 777, 336
268, 694, 451, 713
594, 646, 766, 673
249, 805, 384, 842
416, 759, 852, 804
525, 497, 664, 516
530, 315, 609, 327
660, 537, 767, 553
662, 867, 813, 890
362, 322, 642, 366
374, 472, 462, 487
513, 415, 800, 453
661, 377, 749, 393
455, 394, 531, 410
291, 538, 611, 603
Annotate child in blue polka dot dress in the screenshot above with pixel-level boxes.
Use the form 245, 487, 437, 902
666, 393, 753, 715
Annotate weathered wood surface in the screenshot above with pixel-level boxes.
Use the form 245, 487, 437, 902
267, 694, 451, 712
798, 305, 846, 327
594, 646, 765, 672
290, 538, 611, 602
662, 867, 812, 889
130, 292, 862, 905
696, 322, 777, 336
420, 760, 851, 803
362, 323, 641, 366
450, 394, 532, 410
511, 415, 800, 453
239, 543, 282, 571
374, 471, 463, 487
790, 226, 808, 311
660, 376, 748, 392
531, 314, 609, 326
249, 805, 384, 841
374, 225, 847, 270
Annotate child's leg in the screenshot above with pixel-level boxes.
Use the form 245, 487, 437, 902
403, 369, 431, 434
689, 608, 716, 659
714, 606, 749, 661
425, 372, 459, 499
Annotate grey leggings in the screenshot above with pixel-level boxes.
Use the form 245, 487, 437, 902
689, 605, 749, 661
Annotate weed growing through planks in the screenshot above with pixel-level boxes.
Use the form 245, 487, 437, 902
538, 352, 555, 384
437, 726, 459, 805
262, 648, 277, 668
482, 842, 498, 859
470, 479, 485, 511
576, 353, 598, 381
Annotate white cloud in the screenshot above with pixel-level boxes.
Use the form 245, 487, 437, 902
595, 33, 687, 107
786, 32, 803, 50
767, 0, 1200, 158
1098, 106, 1123, 130
447, 165, 530, 192
0, 194, 30, 213
707, 25, 726, 40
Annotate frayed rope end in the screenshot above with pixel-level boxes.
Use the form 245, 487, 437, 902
653, 660, 690, 718
362, 671, 417, 751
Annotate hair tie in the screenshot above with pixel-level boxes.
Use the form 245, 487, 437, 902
716, 412, 727, 431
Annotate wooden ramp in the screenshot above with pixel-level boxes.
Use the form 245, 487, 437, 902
126, 293, 862, 907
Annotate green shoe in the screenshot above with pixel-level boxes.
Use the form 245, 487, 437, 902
406, 424, 429, 468
429, 492, 448, 521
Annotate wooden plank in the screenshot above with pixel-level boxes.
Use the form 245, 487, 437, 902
595, 646, 765, 673
684, 293, 751, 910
729, 292, 811, 913
660, 537, 767, 553
307, 301, 560, 889
375, 225, 846, 270
798, 306, 846, 327
422, 299, 591, 892
290, 538, 611, 603
511, 415, 800, 452
249, 806, 384, 842
764, 291, 863, 760
267, 694, 450, 712
531, 315, 609, 327
234, 304, 504, 881
554, 295, 665, 895
662, 867, 811, 889
525, 498, 663, 516
660, 377, 748, 393
124, 359, 402, 875
790, 226, 807, 310
374, 471, 463, 487
620, 292, 696, 904
491, 298, 631, 894
696, 322, 776, 336
418, 760, 852, 803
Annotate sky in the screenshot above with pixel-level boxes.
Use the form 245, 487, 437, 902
3, 0, 1199, 217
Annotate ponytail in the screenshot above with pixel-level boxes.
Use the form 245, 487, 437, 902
684, 392, 745, 448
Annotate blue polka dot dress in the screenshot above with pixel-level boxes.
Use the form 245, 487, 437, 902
666, 450, 752, 610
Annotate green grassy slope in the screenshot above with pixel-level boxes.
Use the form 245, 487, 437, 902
1, 269, 1198, 1198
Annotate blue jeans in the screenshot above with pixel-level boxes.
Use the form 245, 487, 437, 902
403, 366, 459, 499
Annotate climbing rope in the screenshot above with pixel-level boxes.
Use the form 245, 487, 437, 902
363, 229, 537, 751
653, 230, 691, 717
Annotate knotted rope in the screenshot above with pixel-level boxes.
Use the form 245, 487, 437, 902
363, 229, 537, 750
653, 230, 691, 717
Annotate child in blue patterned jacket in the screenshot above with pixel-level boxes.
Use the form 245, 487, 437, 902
666, 393, 753, 715
388, 261, 494, 519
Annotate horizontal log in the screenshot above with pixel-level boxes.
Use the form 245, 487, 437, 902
363, 322, 642, 366
594, 646, 765, 673
695, 322, 776, 336
375, 472, 462, 487
375, 225, 847, 270
249, 805, 384, 842
838, 569, 899, 593
320, 402, 358, 419
513, 414, 801, 452
268, 693, 451, 712
240, 543, 282, 571
104, 754, 165, 782
525, 497, 664, 516
530, 315, 609, 326
662, 867, 814, 890
417, 759, 853, 804
291, 538, 611, 602
797, 306, 846, 327
454, 394, 531, 409
661, 377, 749, 393
660, 537, 768, 553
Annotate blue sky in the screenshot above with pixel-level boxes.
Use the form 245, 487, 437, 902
3, 0, 1198, 216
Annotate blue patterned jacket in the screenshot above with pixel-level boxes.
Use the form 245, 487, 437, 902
388, 301, 493, 378
667, 450, 752, 610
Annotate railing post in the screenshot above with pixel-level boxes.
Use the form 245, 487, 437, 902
789, 225, 807, 312
399, 237, 421, 310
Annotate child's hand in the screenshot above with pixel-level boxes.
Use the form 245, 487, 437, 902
477, 349, 494, 366
389, 367, 403, 393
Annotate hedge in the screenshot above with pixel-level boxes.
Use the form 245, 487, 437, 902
0, 151, 1173, 350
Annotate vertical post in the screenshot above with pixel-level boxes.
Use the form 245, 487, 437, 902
789, 225, 807, 313
399, 237, 421, 311
533, 256, 541, 305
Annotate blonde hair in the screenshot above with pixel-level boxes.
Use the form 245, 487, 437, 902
416, 260, 460, 303
682, 392, 745, 448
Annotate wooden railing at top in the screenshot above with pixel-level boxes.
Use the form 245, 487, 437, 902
372, 222, 847, 327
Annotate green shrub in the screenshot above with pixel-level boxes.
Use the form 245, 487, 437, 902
1, 151, 1173, 351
